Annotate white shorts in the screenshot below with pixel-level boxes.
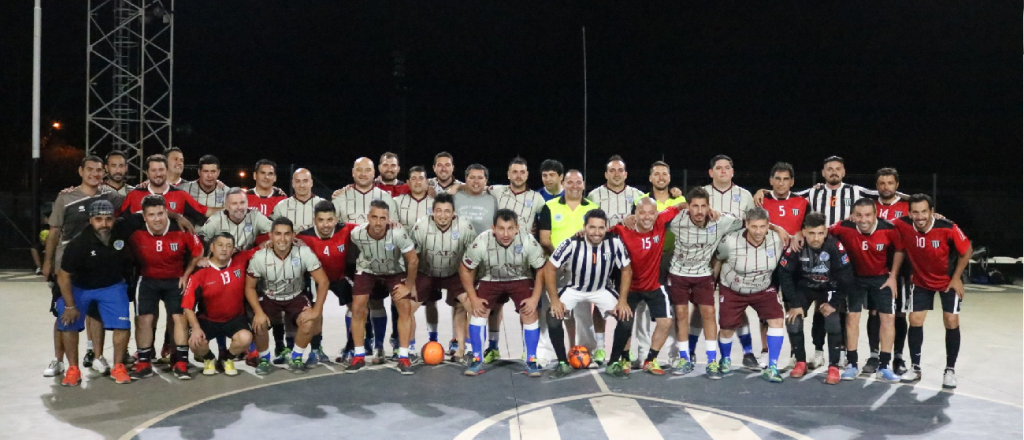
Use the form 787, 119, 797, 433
557, 286, 619, 318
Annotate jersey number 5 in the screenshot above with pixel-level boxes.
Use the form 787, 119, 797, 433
778, 206, 786, 217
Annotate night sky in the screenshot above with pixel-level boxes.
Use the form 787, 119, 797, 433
0, 2, 1020, 182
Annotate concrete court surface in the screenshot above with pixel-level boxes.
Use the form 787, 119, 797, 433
0, 269, 1021, 439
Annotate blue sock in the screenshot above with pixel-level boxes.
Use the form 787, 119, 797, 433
260, 349, 272, 362
767, 328, 785, 368
291, 346, 304, 361
523, 322, 540, 363
719, 338, 733, 359
345, 313, 352, 342
364, 319, 374, 351
429, 331, 438, 342
488, 331, 500, 351
738, 327, 753, 354
469, 318, 487, 360
286, 336, 295, 350
215, 335, 227, 353
707, 349, 717, 362
249, 342, 257, 353
688, 333, 699, 358
371, 313, 387, 349
409, 338, 417, 352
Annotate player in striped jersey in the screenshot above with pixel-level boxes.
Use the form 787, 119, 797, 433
345, 201, 419, 374
715, 207, 787, 382
245, 217, 331, 375
394, 166, 434, 229
273, 168, 325, 233
667, 188, 742, 377
427, 152, 462, 194
542, 209, 634, 379
411, 193, 477, 361
246, 159, 288, 217
199, 188, 272, 250
701, 155, 758, 368
180, 154, 228, 213
101, 150, 133, 196
332, 157, 400, 224
487, 157, 546, 232
588, 155, 644, 228
461, 209, 548, 377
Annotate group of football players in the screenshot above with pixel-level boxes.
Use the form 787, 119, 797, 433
42, 148, 971, 390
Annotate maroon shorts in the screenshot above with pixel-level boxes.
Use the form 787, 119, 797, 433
475, 280, 533, 313
718, 284, 783, 330
353, 273, 406, 300
415, 274, 465, 304
667, 274, 716, 307
259, 294, 312, 332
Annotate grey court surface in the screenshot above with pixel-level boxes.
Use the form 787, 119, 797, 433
1, 270, 1021, 440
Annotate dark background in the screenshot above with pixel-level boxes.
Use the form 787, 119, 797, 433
0, 2, 1020, 261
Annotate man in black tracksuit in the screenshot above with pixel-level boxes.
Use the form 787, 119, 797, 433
778, 212, 856, 384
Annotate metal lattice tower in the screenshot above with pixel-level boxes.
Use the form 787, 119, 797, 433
86, 0, 174, 181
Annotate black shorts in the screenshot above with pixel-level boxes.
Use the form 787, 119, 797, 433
791, 286, 844, 313
857, 275, 898, 314
908, 285, 962, 314
330, 279, 353, 306
199, 316, 250, 340
136, 277, 183, 316
49, 279, 103, 320
627, 286, 671, 320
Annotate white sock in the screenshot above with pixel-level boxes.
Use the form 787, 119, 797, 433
705, 340, 717, 354
354, 346, 366, 356
399, 347, 409, 358
676, 341, 688, 356
595, 333, 606, 349
87, 340, 94, 350
427, 322, 438, 333
292, 346, 306, 356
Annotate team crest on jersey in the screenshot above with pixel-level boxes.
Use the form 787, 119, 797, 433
452, 231, 460, 239
732, 194, 741, 202
385, 243, 395, 251
931, 240, 940, 248
895, 211, 904, 217
554, 213, 563, 222
844, 198, 852, 205
113, 240, 124, 250
170, 243, 179, 252
779, 258, 787, 267
819, 251, 829, 261
244, 223, 253, 232
233, 269, 241, 279
707, 225, 717, 233
841, 255, 849, 265
169, 201, 178, 210
653, 236, 659, 244
514, 245, 523, 254
216, 194, 225, 204
767, 249, 775, 258
525, 200, 533, 207
792, 208, 800, 215
337, 245, 345, 253
876, 244, 885, 251
291, 256, 300, 266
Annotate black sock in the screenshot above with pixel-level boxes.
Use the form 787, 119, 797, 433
311, 334, 322, 351
879, 352, 891, 370
390, 302, 400, 342
867, 313, 880, 353
138, 347, 153, 363
847, 349, 858, 368
547, 315, 568, 363
811, 311, 825, 351
827, 332, 841, 367
610, 318, 634, 363
894, 316, 908, 355
908, 326, 924, 367
839, 312, 848, 348
176, 345, 189, 364
646, 349, 659, 362
945, 327, 960, 369
204, 351, 216, 361
273, 324, 285, 351
789, 330, 806, 362
364, 319, 374, 349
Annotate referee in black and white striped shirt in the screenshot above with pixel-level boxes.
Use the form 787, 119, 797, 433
540, 209, 634, 378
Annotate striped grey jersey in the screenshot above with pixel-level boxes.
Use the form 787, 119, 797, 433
332, 187, 399, 224
796, 183, 875, 226
703, 184, 754, 218
717, 229, 784, 294
587, 185, 644, 227
349, 224, 416, 276
394, 193, 434, 229
272, 195, 324, 232
199, 209, 273, 250
180, 180, 228, 209
490, 185, 546, 231
246, 245, 322, 301
427, 177, 462, 195
462, 230, 546, 282
411, 215, 476, 278
101, 183, 134, 196
549, 235, 630, 292
669, 212, 743, 277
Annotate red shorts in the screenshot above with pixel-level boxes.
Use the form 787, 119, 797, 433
667, 274, 716, 306
475, 280, 533, 313
259, 294, 312, 332
353, 273, 406, 300
718, 284, 783, 330
415, 274, 465, 304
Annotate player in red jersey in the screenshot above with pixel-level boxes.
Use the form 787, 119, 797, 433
119, 154, 213, 222
892, 194, 971, 388
868, 167, 911, 373
297, 201, 358, 365
246, 159, 288, 217
182, 232, 255, 377
761, 162, 809, 237
607, 197, 686, 376
829, 198, 905, 382
122, 195, 204, 380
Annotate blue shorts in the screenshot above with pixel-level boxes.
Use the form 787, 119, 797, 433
55, 281, 132, 332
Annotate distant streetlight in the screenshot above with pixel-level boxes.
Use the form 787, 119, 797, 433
239, 171, 246, 178
51, 121, 61, 130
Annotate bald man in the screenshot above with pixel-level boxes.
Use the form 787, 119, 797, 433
272, 169, 325, 232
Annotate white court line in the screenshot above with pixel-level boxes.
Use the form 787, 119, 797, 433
687, 407, 760, 440
590, 395, 663, 439
510, 407, 561, 440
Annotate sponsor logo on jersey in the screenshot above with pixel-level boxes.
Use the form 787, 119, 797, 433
841, 255, 849, 265
779, 258, 788, 267
836, 242, 845, 251
819, 251, 829, 261
113, 240, 124, 250
170, 243, 179, 252
79, 206, 86, 212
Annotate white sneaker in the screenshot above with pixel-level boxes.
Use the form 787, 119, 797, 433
785, 355, 798, 370
758, 352, 768, 370
91, 356, 111, 375
808, 350, 825, 369
43, 359, 64, 377
942, 368, 957, 389
900, 367, 922, 383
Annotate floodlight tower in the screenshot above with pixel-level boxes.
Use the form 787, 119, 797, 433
85, 0, 174, 181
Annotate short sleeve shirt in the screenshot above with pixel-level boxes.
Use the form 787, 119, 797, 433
669, 212, 743, 277
49, 186, 126, 269
349, 224, 416, 276
412, 216, 477, 278
332, 187, 400, 224
272, 195, 324, 232
588, 185, 644, 227
199, 210, 273, 250
703, 184, 754, 219
394, 193, 434, 230
717, 229, 784, 294
247, 245, 323, 301
180, 180, 228, 209
462, 231, 546, 282
490, 185, 546, 232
